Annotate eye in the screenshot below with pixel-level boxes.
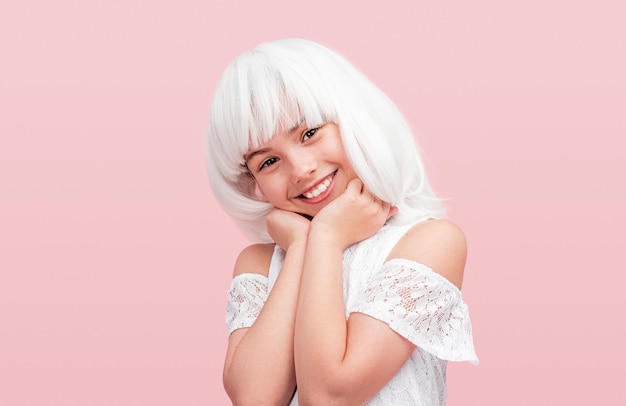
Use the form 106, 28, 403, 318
302, 127, 319, 141
259, 157, 278, 170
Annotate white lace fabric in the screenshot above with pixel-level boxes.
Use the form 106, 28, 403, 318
224, 221, 478, 405
352, 258, 478, 363
225, 273, 268, 335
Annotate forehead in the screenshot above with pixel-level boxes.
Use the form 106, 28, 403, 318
220, 57, 336, 166
238, 96, 299, 149
244, 120, 306, 161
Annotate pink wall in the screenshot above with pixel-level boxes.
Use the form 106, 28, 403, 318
1, 1, 624, 404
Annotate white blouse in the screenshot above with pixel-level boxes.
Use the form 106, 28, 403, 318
226, 221, 478, 405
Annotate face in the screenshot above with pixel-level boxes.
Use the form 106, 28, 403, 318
244, 123, 358, 218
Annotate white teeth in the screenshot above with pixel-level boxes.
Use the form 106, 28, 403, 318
303, 176, 333, 199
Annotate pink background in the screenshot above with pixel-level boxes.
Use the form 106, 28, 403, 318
1, 1, 624, 404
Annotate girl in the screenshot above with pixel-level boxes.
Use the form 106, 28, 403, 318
207, 39, 478, 406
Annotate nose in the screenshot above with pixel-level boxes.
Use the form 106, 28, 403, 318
288, 150, 317, 183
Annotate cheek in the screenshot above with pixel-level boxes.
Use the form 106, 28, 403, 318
251, 182, 267, 201
337, 153, 357, 178
329, 139, 352, 169
254, 180, 283, 205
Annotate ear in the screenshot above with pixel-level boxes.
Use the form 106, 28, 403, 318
252, 182, 268, 201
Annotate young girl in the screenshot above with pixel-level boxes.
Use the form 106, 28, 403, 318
207, 38, 478, 406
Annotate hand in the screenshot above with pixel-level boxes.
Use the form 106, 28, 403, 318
267, 208, 311, 251
311, 179, 397, 250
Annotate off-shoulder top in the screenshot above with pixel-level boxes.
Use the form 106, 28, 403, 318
226, 221, 478, 405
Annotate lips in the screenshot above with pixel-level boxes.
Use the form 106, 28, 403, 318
298, 172, 336, 202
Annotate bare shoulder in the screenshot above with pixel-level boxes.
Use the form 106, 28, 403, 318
388, 219, 467, 289
232, 243, 276, 278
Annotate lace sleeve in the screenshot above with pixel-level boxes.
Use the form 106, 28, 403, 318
225, 273, 269, 336
352, 258, 478, 364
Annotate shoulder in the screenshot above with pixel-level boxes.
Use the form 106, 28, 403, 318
387, 219, 467, 289
233, 243, 276, 278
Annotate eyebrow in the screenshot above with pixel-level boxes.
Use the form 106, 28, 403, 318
244, 147, 270, 164
243, 121, 305, 164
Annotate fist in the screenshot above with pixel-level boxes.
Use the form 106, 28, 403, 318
266, 208, 311, 251
312, 179, 397, 249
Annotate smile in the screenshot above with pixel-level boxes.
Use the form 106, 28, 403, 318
300, 172, 335, 199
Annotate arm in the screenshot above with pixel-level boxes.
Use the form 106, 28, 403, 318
294, 180, 466, 405
224, 211, 310, 406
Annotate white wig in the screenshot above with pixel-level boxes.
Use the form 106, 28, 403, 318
207, 38, 444, 242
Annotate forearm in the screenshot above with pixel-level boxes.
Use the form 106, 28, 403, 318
294, 229, 350, 399
225, 241, 306, 405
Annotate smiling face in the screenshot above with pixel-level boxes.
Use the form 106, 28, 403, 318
245, 123, 358, 218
